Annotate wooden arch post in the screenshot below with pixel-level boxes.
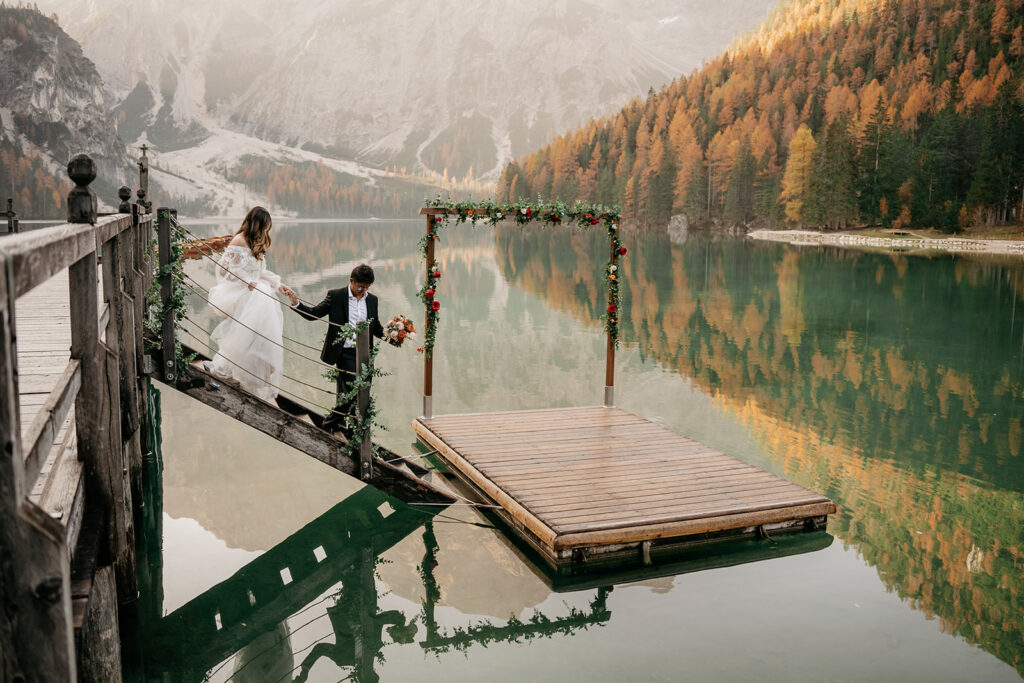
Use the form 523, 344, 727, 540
605, 230, 617, 408
422, 212, 435, 419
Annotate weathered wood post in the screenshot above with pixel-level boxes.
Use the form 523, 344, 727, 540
3, 197, 18, 233
156, 208, 177, 384
355, 326, 373, 480
137, 145, 150, 211
69, 158, 136, 601
604, 228, 617, 408
422, 213, 434, 419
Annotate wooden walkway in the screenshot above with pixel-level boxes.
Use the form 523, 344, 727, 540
16, 269, 97, 532
413, 406, 836, 567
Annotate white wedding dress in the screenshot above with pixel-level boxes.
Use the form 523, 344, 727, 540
204, 245, 285, 402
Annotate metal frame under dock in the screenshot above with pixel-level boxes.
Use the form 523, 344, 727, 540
413, 406, 837, 568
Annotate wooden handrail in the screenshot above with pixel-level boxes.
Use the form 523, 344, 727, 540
0, 214, 136, 300
0, 152, 154, 681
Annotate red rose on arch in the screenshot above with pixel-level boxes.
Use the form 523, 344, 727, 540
607, 304, 617, 314
431, 300, 441, 311
525, 208, 533, 218
434, 215, 443, 223
425, 288, 434, 298
433, 269, 441, 279
618, 246, 627, 255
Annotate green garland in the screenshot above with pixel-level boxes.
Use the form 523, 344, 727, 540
321, 320, 388, 462
419, 198, 624, 357
145, 211, 194, 376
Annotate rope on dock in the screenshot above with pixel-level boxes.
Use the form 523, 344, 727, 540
180, 314, 338, 397
173, 219, 375, 332
179, 277, 354, 376
176, 325, 354, 416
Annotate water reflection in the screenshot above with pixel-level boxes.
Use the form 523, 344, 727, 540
148, 219, 1024, 680
494, 227, 1024, 676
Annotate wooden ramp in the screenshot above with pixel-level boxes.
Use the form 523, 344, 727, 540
413, 406, 836, 567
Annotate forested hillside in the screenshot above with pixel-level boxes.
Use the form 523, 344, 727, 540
499, 0, 1024, 231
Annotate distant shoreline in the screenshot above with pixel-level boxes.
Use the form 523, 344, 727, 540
748, 229, 1024, 258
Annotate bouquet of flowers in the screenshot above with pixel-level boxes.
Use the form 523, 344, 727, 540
385, 314, 416, 347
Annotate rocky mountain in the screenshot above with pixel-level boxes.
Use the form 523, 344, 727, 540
0, 6, 133, 217
35, 0, 777, 183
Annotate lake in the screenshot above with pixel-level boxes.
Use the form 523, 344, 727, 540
129, 219, 1024, 682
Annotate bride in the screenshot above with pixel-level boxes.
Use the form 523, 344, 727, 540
203, 206, 296, 402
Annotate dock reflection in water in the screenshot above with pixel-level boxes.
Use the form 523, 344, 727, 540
135, 389, 836, 682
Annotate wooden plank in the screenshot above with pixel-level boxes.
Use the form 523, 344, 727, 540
413, 418, 557, 546
542, 487, 825, 527
424, 405, 607, 421
428, 423, 682, 445
507, 464, 786, 497
21, 360, 81, 490
502, 465, 783, 497
469, 445, 739, 474
553, 502, 837, 549
552, 497, 835, 534
461, 439, 714, 464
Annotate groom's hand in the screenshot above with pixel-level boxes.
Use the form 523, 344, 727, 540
280, 285, 299, 306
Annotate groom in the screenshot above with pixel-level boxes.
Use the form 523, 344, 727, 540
284, 264, 385, 433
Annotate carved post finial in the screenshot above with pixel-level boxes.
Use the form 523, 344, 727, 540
117, 186, 132, 213
66, 154, 97, 224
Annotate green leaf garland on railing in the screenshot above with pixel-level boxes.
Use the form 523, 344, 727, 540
146, 212, 195, 375
420, 197, 624, 356
321, 320, 388, 462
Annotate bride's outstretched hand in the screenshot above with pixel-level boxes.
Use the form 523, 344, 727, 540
279, 284, 299, 306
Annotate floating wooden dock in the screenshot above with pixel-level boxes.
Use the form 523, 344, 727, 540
413, 406, 836, 567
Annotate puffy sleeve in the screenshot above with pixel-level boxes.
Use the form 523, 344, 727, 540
216, 249, 249, 285
260, 267, 282, 291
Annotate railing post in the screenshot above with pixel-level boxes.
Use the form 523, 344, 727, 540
4, 197, 18, 234
604, 230, 617, 408
156, 208, 176, 384
355, 326, 373, 480
137, 145, 150, 211
422, 214, 434, 419
100, 221, 137, 599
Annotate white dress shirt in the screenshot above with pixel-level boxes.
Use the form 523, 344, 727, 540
344, 286, 367, 348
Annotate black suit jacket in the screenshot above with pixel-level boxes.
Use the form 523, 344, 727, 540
294, 288, 385, 366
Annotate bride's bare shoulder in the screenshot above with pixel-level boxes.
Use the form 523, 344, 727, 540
228, 233, 249, 248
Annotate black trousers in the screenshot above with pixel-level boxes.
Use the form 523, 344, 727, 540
324, 347, 358, 430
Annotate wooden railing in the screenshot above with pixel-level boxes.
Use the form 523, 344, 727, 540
0, 154, 153, 681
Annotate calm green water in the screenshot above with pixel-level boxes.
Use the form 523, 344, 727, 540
131, 220, 1024, 682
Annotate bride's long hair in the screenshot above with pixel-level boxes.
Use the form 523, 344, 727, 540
237, 206, 273, 260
